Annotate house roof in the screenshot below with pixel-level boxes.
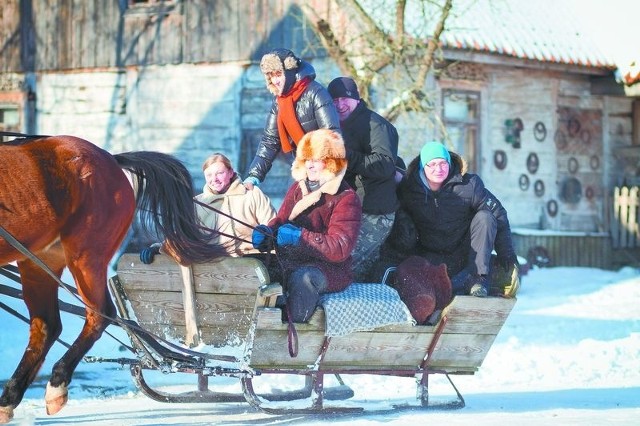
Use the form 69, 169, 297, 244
364, 0, 618, 70
440, 0, 617, 69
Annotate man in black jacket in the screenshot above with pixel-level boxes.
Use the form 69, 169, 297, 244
328, 77, 400, 282
243, 48, 341, 189
392, 141, 519, 297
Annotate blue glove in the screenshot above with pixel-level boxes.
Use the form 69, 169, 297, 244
277, 223, 302, 247
243, 176, 260, 188
140, 243, 162, 264
252, 225, 274, 252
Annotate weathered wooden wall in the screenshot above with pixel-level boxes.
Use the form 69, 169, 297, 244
0, 0, 322, 72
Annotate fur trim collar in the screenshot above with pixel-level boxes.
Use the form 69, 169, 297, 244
288, 167, 346, 220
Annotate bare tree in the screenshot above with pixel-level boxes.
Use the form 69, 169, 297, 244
304, 0, 453, 122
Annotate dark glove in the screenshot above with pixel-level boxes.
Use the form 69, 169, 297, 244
276, 223, 302, 246
140, 243, 162, 264
252, 225, 274, 252
498, 253, 519, 271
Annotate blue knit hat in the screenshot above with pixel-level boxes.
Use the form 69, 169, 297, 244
420, 141, 451, 168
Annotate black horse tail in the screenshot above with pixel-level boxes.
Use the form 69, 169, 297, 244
114, 151, 226, 265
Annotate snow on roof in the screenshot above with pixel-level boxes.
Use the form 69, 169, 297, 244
362, 0, 618, 70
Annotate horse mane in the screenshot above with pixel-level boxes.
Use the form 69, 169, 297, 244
0, 131, 51, 145
114, 151, 226, 264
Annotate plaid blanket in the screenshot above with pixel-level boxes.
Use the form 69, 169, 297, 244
319, 283, 415, 337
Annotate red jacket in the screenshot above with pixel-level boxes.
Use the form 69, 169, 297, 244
269, 178, 361, 292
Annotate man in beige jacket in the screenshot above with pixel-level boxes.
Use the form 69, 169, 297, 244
196, 153, 277, 256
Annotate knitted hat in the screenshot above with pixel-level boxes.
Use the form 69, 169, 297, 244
260, 48, 300, 95
291, 129, 347, 181
420, 141, 451, 168
327, 77, 360, 100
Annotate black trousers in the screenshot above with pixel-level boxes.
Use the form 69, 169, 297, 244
286, 266, 328, 323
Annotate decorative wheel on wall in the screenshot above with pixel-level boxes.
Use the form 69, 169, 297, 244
567, 118, 581, 137
519, 174, 530, 191
526, 153, 539, 174
533, 122, 547, 142
534, 179, 545, 197
568, 157, 579, 174
554, 130, 567, 150
494, 150, 507, 170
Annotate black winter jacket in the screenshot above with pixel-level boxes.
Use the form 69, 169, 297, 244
397, 152, 515, 260
246, 61, 341, 183
341, 101, 399, 215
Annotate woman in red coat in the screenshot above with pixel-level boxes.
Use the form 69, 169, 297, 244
252, 129, 362, 322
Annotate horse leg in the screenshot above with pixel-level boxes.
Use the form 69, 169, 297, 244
41, 248, 117, 416
0, 250, 66, 424
43, 202, 130, 415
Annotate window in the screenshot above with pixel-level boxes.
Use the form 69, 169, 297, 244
0, 105, 20, 130
443, 90, 480, 172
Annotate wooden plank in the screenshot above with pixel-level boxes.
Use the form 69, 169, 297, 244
117, 253, 270, 294
117, 255, 513, 375
179, 265, 200, 346
190, 257, 270, 293
249, 327, 495, 371
117, 254, 183, 291
249, 297, 511, 370
612, 186, 622, 248
126, 290, 254, 324
440, 296, 516, 334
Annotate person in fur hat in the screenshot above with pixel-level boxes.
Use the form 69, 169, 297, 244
243, 48, 341, 190
251, 129, 362, 323
387, 141, 519, 298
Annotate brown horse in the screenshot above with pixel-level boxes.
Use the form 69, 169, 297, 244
0, 134, 225, 423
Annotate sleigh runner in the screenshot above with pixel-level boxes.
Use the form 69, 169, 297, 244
109, 252, 516, 413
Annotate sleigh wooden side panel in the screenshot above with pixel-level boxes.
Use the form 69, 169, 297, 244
249, 296, 515, 372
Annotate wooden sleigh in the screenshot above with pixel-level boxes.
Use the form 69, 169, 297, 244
109, 252, 516, 414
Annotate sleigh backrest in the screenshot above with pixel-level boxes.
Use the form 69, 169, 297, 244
113, 253, 271, 348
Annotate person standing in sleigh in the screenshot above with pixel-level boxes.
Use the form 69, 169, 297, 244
243, 48, 341, 190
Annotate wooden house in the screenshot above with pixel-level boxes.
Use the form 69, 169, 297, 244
0, 0, 638, 268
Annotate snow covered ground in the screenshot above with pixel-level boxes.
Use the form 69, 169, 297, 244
1, 264, 639, 425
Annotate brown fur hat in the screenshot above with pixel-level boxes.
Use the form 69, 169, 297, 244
260, 48, 300, 95
291, 129, 347, 182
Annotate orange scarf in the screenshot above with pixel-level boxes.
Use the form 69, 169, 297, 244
276, 78, 310, 153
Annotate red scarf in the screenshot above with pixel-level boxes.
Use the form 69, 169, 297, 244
276, 78, 310, 153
